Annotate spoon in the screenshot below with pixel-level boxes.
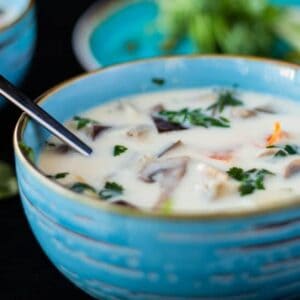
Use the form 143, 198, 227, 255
0, 75, 93, 156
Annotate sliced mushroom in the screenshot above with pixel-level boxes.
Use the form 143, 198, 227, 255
231, 107, 257, 119
139, 156, 189, 210
196, 164, 234, 199
89, 124, 111, 140
258, 148, 278, 158
112, 200, 138, 210
284, 159, 300, 178
255, 105, 276, 114
152, 116, 187, 133
56, 144, 72, 154
157, 140, 183, 158
151, 104, 165, 114
127, 124, 153, 138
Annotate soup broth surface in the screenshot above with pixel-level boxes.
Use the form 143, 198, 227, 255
39, 88, 300, 213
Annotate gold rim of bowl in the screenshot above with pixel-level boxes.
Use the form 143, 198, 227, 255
13, 54, 300, 220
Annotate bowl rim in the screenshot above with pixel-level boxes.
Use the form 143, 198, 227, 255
72, 0, 155, 71
0, 0, 35, 32
13, 54, 300, 220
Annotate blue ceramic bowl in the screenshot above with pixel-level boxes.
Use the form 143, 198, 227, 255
73, 0, 300, 71
14, 56, 300, 299
0, 0, 36, 106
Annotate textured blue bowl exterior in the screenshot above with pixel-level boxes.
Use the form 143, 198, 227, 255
15, 57, 300, 299
0, 2, 36, 107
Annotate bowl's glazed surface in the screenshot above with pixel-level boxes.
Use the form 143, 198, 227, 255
14, 56, 300, 299
0, 0, 36, 107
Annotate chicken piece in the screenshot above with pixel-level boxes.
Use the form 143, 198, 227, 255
139, 156, 189, 210
231, 107, 257, 119
284, 159, 300, 178
127, 124, 153, 138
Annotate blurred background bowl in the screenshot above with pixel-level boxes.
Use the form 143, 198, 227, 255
72, 0, 300, 71
13, 56, 300, 299
0, 0, 37, 106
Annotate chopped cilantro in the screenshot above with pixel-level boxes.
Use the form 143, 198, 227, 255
207, 90, 243, 113
19, 142, 34, 162
227, 167, 274, 196
70, 182, 96, 194
113, 145, 128, 156
73, 116, 97, 130
267, 144, 299, 157
47, 172, 69, 180
152, 78, 165, 86
99, 182, 124, 200
158, 108, 230, 128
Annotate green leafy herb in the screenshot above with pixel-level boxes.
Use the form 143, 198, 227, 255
207, 90, 243, 113
267, 144, 299, 157
156, 0, 300, 62
227, 167, 274, 196
0, 161, 18, 200
47, 172, 69, 180
113, 145, 128, 156
158, 108, 230, 128
73, 116, 98, 130
152, 78, 166, 86
99, 182, 124, 200
19, 141, 34, 162
70, 182, 96, 194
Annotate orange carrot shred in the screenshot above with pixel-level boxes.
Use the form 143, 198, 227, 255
266, 122, 282, 146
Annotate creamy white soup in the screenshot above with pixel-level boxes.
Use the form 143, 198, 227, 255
39, 87, 300, 213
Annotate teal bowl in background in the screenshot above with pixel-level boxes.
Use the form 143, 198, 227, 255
13, 56, 300, 299
73, 0, 300, 71
0, 0, 36, 107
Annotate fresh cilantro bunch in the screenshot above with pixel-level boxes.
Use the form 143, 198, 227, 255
157, 0, 300, 60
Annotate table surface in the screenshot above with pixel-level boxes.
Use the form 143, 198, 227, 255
0, 0, 103, 298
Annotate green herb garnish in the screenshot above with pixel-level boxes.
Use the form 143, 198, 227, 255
156, 0, 300, 62
267, 144, 299, 157
99, 182, 124, 200
152, 78, 166, 86
227, 167, 274, 196
19, 142, 34, 162
207, 90, 243, 113
47, 172, 69, 180
70, 182, 97, 194
158, 108, 230, 128
113, 145, 128, 156
0, 161, 18, 200
73, 116, 97, 130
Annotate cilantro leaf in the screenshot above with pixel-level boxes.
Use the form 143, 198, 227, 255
47, 172, 69, 180
227, 167, 274, 196
152, 78, 166, 86
113, 145, 128, 156
207, 90, 243, 113
267, 144, 299, 158
73, 116, 98, 130
158, 108, 230, 128
99, 182, 124, 200
19, 141, 34, 162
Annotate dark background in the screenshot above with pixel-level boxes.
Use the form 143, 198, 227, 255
0, 0, 105, 298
